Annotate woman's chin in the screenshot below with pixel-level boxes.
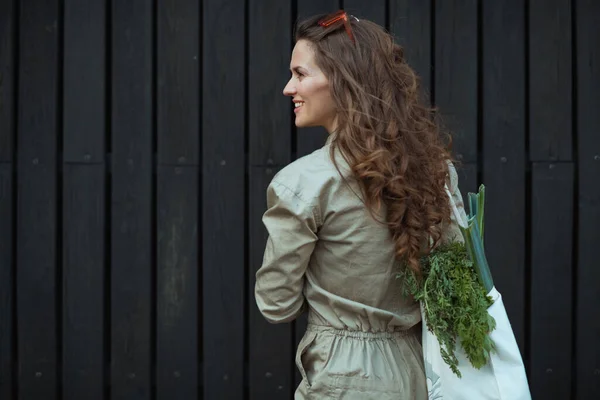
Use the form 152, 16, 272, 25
294, 118, 309, 127
295, 117, 321, 128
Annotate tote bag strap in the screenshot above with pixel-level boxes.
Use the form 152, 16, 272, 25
444, 185, 468, 230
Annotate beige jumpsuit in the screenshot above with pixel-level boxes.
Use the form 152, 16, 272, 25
255, 142, 465, 399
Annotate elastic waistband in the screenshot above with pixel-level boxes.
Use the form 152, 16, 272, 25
306, 323, 419, 339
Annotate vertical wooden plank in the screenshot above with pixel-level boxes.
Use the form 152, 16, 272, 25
202, 0, 245, 398
248, 167, 291, 399
156, 0, 200, 399
389, 0, 432, 96
248, 0, 293, 398
0, 0, 15, 398
0, 166, 13, 399
63, 0, 105, 163
62, 1, 106, 399
343, 0, 386, 27
17, 0, 59, 398
435, 0, 478, 246
529, 0, 572, 162
156, 167, 198, 399
295, 0, 338, 158
248, 0, 291, 166
576, 1, 600, 398
435, 0, 478, 163
157, 0, 199, 165
111, 0, 153, 398
297, 0, 338, 20
0, 0, 15, 163
530, 163, 574, 400
62, 165, 105, 400
455, 163, 478, 204
481, 0, 527, 351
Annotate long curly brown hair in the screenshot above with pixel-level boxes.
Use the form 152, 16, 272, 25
295, 13, 454, 274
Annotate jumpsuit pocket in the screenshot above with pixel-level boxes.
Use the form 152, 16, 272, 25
295, 331, 317, 388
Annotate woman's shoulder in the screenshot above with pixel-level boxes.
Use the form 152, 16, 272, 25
269, 144, 343, 204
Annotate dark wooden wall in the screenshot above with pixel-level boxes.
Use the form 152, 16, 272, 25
0, 0, 598, 399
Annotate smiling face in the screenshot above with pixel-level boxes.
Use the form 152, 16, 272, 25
283, 40, 338, 133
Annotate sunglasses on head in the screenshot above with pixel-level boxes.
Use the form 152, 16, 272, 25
318, 10, 359, 44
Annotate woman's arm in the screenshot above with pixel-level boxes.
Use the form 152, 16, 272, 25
254, 179, 319, 323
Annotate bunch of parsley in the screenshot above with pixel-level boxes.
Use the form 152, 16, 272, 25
399, 185, 496, 377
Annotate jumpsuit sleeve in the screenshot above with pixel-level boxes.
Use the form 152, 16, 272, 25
442, 162, 469, 244
254, 179, 319, 324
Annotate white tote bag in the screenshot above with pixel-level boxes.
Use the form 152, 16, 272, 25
421, 189, 531, 400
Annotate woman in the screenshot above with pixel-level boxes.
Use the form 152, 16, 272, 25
254, 11, 465, 399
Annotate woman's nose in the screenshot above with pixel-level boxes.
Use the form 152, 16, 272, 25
283, 78, 296, 96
